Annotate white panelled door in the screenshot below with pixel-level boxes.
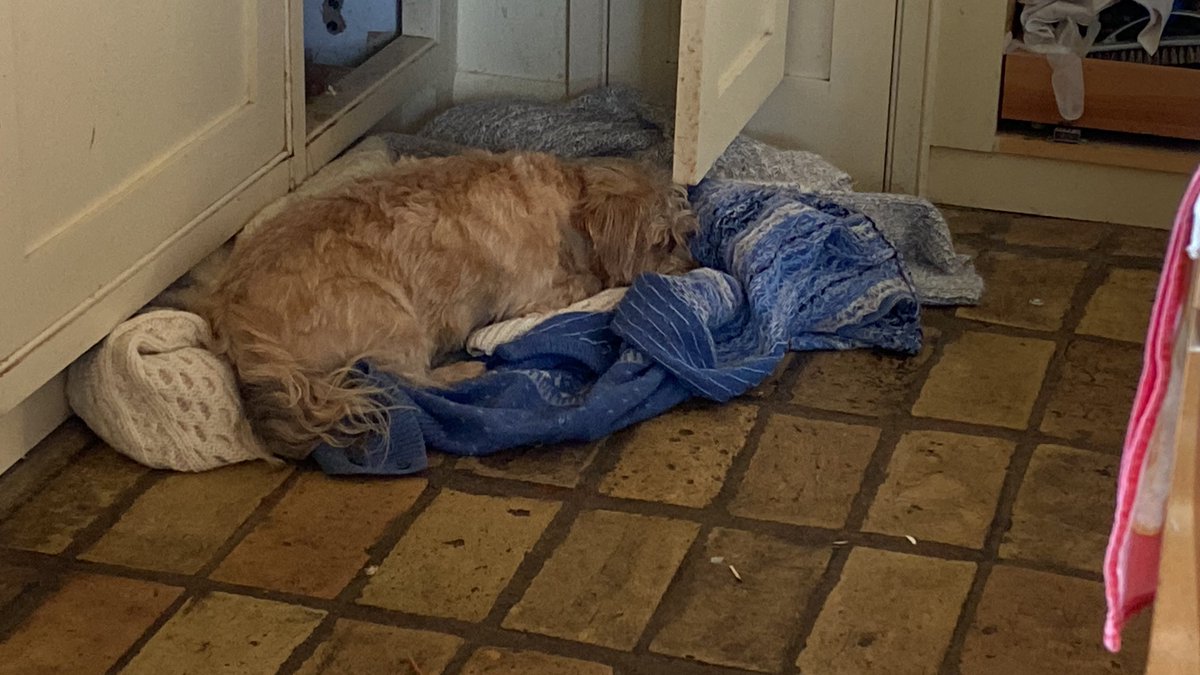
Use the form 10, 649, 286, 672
744, 1, 898, 190
671, 0, 898, 190
672, 0, 790, 185
0, 1, 288, 412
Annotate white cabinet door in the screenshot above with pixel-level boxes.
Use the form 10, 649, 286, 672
672, 0, 897, 189
0, 1, 288, 411
744, 1, 898, 190
673, 0, 789, 184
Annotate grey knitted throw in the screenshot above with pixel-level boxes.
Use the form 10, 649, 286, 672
390, 86, 981, 305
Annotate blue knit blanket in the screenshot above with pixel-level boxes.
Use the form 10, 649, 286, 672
311, 181, 922, 475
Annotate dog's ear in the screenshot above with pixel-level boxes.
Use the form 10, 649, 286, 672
574, 161, 683, 285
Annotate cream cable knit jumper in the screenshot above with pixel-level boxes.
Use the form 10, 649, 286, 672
67, 310, 268, 471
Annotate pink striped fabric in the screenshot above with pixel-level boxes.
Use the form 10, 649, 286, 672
1104, 167, 1200, 652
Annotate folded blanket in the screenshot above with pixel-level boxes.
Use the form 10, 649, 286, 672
311, 182, 921, 474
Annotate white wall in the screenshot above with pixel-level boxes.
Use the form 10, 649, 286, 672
606, 0, 898, 190
744, 1, 897, 190
606, 0, 680, 107
453, 0, 608, 102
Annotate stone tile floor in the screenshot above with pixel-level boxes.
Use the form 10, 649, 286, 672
0, 208, 1166, 674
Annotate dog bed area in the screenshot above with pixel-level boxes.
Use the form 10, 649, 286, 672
67, 88, 982, 474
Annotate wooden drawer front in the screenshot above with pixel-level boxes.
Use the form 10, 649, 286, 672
1000, 51, 1200, 141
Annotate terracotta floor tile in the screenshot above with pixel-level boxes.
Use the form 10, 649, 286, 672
650, 528, 830, 672
122, 591, 324, 675
1041, 340, 1141, 451
790, 330, 939, 417
296, 619, 462, 675
0, 573, 181, 675
599, 404, 757, 508
730, 416, 879, 529
457, 440, 603, 488
211, 472, 426, 597
1004, 215, 1108, 250
960, 565, 1147, 674
504, 510, 698, 649
1111, 226, 1168, 259
913, 331, 1055, 429
359, 489, 558, 620
956, 253, 1087, 331
460, 647, 612, 675
797, 548, 975, 675
864, 431, 1014, 548
81, 463, 292, 574
1077, 268, 1158, 343
1001, 445, 1116, 572
0, 419, 95, 520
0, 561, 38, 610
0, 446, 147, 554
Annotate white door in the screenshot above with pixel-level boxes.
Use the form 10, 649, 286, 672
0, 1, 289, 409
672, 0, 790, 185
671, 0, 898, 189
744, 1, 897, 190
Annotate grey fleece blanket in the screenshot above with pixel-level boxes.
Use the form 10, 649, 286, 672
390, 87, 981, 305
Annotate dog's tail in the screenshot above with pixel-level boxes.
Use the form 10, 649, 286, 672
207, 306, 390, 459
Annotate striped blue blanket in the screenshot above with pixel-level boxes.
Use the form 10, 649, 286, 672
312, 180, 922, 475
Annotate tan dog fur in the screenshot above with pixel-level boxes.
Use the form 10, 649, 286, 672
204, 151, 696, 458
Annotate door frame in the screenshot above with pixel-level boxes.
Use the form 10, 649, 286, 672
885, 0, 934, 196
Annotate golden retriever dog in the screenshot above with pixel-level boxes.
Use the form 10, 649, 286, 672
204, 150, 696, 458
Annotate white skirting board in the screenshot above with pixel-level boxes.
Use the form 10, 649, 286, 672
0, 372, 70, 476
925, 146, 1190, 229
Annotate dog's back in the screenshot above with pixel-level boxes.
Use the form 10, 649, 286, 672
206, 152, 584, 457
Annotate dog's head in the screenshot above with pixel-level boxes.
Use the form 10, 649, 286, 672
572, 159, 698, 285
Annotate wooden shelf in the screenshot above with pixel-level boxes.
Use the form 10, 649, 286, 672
306, 34, 435, 135
1001, 51, 1200, 142
302, 32, 447, 172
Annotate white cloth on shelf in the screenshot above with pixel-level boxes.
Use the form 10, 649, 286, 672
1016, 0, 1174, 120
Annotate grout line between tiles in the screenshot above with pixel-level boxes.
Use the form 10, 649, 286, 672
481, 496, 583, 628
0, 570, 66, 643
0, 421, 99, 523
276, 612, 340, 675
104, 587, 199, 674
705, 405, 774, 519
937, 243, 1114, 674
629, 521, 715, 658
780, 328, 950, 673
775, 544, 854, 675
60, 469, 165, 560
194, 467, 304, 579
333, 473, 446, 605
432, 639, 476, 675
